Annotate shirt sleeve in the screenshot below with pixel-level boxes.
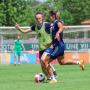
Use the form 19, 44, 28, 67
31, 24, 36, 31
45, 22, 51, 34
57, 19, 64, 25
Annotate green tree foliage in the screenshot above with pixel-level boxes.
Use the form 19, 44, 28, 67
0, 1, 5, 26
0, 0, 39, 26
62, 0, 90, 25
0, 0, 90, 26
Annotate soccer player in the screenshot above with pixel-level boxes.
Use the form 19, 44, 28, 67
55, 11, 85, 67
41, 11, 85, 83
13, 35, 25, 65
15, 12, 57, 79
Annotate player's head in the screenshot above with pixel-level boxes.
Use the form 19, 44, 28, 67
16, 35, 20, 40
49, 10, 57, 22
35, 12, 44, 24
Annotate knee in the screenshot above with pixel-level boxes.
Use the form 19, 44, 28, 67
42, 59, 50, 69
40, 59, 46, 67
57, 56, 64, 65
60, 60, 64, 65
47, 64, 51, 69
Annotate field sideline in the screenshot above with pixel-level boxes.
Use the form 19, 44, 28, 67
0, 64, 90, 90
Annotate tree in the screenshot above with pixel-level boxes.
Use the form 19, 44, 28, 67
0, 0, 40, 26
62, 0, 90, 25
46, 0, 90, 25
0, 0, 90, 26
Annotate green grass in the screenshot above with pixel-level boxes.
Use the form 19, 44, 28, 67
0, 64, 90, 90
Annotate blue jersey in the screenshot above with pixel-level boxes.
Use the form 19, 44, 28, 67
42, 19, 65, 59
51, 19, 64, 47
31, 22, 50, 34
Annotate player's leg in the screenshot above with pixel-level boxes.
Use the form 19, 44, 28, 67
57, 55, 64, 65
41, 48, 57, 80
42, 47, 62, 83
41, 55, 56, 81
17, 55, 21, 64
17, 52, 21, 64
50, 64, 57, 78
46, 46, 64, 83
41, 51, 53, 80
44, 48, 57, 77
58, 56, 85, 70
45, 56, 57, 83
39, 50, 50, 78
40, 60, 49, 78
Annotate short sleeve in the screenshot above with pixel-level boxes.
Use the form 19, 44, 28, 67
45, 22, 51, 34
31, 24, 36, 31
56, 19, 64, 25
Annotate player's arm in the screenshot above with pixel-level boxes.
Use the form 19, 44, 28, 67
21, 43, 25, 51
55, 22, 64, 41
15, 23, 32, 33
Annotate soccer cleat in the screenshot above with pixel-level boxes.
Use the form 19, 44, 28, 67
80, 60, 85, 70
49, 79, 57, 84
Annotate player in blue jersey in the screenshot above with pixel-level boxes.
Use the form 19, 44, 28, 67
41, 11, 65, 83
41, 11, 84, 83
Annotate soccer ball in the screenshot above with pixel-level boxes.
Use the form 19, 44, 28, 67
34, 73, 45, 83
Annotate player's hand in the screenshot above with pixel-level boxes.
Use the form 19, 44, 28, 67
55, 32, 60, 41
15, 23, 20, 30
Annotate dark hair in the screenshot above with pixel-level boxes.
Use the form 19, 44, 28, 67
35, 12, 44, 19
35, 12, 43, 16
49, 10, 57, 19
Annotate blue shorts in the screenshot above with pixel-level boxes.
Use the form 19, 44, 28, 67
44, 45, 64, 59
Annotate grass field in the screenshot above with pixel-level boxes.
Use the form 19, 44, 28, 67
0, 64, 90, 90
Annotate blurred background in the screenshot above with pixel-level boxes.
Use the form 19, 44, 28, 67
0, 0, 90, 64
